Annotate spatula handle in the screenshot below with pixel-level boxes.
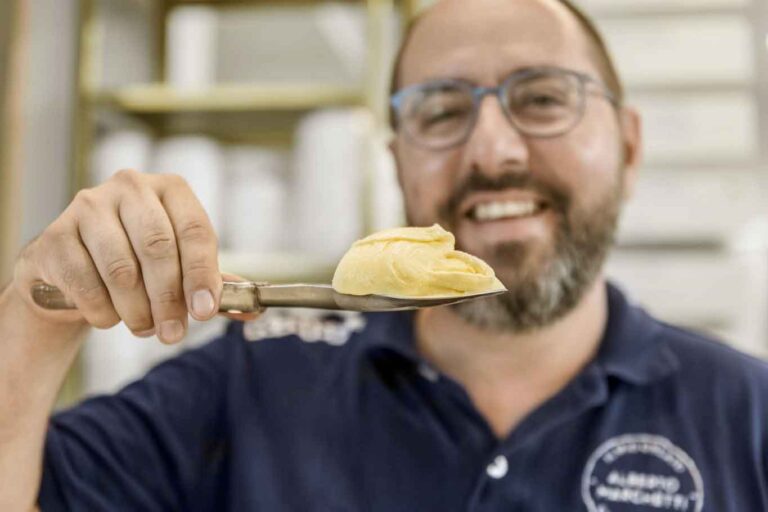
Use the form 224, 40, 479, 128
31, 281, 265, 313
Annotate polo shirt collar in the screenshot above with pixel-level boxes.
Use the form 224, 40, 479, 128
359, 281, 680, 386
596, 282, 680, 385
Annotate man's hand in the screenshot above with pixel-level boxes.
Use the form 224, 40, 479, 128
12, 169, 223, 343
1, 169, 247, 510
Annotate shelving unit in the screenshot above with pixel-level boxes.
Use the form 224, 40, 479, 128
74, 0, 400, 179
71, 0, 418, 286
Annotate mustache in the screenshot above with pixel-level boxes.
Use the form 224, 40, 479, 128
438, 169, 571, 221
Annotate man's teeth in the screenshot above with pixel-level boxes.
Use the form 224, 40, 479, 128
473, 200, 540, 221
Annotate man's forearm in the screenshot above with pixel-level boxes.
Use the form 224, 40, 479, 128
0, 284, 88, 510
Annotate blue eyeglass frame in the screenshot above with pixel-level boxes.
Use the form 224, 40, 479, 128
390, 66, 619, 149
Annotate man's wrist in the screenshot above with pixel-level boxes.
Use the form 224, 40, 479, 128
0, 281, 88, 420
0, 282, 88, 352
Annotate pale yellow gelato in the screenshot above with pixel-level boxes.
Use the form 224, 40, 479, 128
332, 224, 506, 297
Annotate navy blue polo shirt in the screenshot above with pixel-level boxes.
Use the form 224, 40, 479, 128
39, 283, 768, 511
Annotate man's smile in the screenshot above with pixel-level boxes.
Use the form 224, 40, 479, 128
457, 190, 556, 245
470, 199, 543, 221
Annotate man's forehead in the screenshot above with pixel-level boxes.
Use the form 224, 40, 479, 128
399, 0, 594, 86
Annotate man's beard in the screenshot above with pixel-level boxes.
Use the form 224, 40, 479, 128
417, 167, 624, 333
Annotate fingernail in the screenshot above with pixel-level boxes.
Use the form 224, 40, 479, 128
192, 289, 215, 318
159, 320, 184, 343
134, 328, 156, 338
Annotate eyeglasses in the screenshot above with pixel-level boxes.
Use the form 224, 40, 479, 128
390, 66, 618, 150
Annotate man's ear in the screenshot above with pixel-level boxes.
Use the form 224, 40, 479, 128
619, 106, 643, 200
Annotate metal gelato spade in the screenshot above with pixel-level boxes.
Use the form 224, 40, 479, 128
31, 281, 506, 313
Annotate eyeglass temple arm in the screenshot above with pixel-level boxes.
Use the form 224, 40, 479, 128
583, 77, 620, 107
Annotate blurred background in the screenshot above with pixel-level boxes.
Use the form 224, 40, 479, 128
0, 0, 766, 402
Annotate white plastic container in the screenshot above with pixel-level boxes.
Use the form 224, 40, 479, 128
291, 108, 372, 260
369, 130, 405, 232
167, 6, 217, 90
223, 146, 289, 253
152, 136, 224, 233
91, 128, 153, 183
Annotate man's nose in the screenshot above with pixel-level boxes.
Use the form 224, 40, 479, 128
463, 95, 530, 175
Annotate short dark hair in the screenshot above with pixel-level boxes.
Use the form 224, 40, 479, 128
388, 0, 625, 128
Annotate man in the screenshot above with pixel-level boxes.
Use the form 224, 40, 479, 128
1, 0, 766, 510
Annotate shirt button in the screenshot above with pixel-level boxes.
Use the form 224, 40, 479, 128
486, 455, 508, 479
417, 362, 440, 382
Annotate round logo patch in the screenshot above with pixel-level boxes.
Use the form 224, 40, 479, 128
581, 434, 704, 512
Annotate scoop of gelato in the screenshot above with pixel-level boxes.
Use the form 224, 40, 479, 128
332, 224, 506, 297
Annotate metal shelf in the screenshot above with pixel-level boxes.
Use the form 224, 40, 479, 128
87, 83, 367, 142
88, 83, 365, 112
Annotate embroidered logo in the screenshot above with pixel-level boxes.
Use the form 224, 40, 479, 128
582, 434, 704, 512
243, 310, 366, 345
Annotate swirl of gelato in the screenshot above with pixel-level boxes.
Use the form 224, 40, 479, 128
332, 224, 506, 297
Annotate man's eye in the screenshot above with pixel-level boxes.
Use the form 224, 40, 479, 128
425, 108, 464, 124
520, 93, 565, 108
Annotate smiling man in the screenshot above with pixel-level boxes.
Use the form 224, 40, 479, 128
2, 0, 768, 511
392, 0, 634, 336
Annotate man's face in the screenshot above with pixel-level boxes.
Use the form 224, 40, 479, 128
391, 0, 641, 331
